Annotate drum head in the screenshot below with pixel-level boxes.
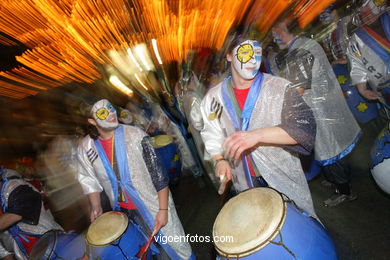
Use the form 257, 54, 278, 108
30, 230, 57, 260
86, 211, 128, 247
151, 135, 173, 148
213, 188, 286, 257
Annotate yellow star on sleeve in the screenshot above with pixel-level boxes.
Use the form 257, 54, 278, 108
337, 75, 348, 85
356, 102, 368, 112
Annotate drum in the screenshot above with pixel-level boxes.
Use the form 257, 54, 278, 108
371, 126, 390, 194
151, 135, 182, 185
29, 230, 86, 260
333, 63, 379, 124
213, 188, 337, 259
86, 211, 150, 259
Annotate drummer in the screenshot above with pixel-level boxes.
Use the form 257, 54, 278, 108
77, 99, 194, 260
0, 168, 62, 260
200, 27, 317, 217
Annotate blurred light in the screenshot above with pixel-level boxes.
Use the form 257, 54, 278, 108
151, 39, 163, 65
109, 75, 133, 96
127, 48, 143, 72
134, 44, 153, 71
134, 73, 148, 91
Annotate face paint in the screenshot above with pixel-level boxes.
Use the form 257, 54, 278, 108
231, 40, 262, 80
91, 99, 119, 130
272, 33, 288, 49
119, 109, 133, 124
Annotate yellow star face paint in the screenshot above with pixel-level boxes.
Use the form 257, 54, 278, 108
237, 44, 254, 63
96, 107, 109, 120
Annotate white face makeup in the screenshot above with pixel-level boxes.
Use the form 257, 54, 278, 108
91, 99, 119, 130
119, 109, 133, 124
230, 40, 262, 80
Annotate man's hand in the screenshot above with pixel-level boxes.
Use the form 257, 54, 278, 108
153, 209, 168, 232
215, 160, 231, 182
356, 83, 379, 100
2, 254, 16, 260
223, 131, 259, 160
89, 204, 102, 222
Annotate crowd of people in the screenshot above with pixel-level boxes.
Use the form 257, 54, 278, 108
0, 0, 388, 259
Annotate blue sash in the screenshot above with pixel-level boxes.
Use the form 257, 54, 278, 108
355, 13, 390, 73
94, 126, 180, 259
221, 73, 264, 188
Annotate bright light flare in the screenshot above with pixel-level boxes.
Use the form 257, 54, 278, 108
134, 73, 148, 91
109, 75, 133, 96
151, 39, 163, 65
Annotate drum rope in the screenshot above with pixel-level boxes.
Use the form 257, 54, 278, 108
281, 192, 316, 220
269, 232, 298, 259
113, 239, 130, 260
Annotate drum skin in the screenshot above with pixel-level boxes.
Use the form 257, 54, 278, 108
371, 127, 390, 195
152, 135, 182, 185
30, 231, 86, 260
214, 188, 337, 260
87, 217, 149, 259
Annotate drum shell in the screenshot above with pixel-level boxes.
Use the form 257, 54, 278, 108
87, 220, 149, 259
371, 127, 390, 194
217, 202, 337, 260
30, 231, 86, 260
154, 142, 182, 185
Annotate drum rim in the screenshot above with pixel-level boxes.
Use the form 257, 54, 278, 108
29, 230, 59, 260
213, 187, 287, 258
86, 211, 129, 247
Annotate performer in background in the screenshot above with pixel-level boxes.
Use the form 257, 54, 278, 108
272, 15, 361, 207
200, 28, 317, 217
77, 99, 193, 260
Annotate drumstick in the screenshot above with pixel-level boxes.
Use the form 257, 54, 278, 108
137, 229, 158, 260
218, 175, 227, 195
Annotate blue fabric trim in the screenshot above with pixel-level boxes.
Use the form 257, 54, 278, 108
221, 76, 240, 130
241, 73, 264, 131
95, 126, 180, 259
288, 36, 299, 51
264, 58, 273, 75
221, 73, 264, 187
317, 131, 362, 166
94, 136, 120, 211
381, 12, 390, 43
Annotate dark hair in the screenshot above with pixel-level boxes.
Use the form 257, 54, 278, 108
225, 26, 256, 54
87, 124, 100, 140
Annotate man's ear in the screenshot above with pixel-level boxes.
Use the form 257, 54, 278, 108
226, 53, 233, 62
88, 118, 97, 126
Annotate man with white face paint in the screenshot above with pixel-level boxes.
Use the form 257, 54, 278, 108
200, 29, 318, 217
272, 15, 361, 207
77, 99, 194, 260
